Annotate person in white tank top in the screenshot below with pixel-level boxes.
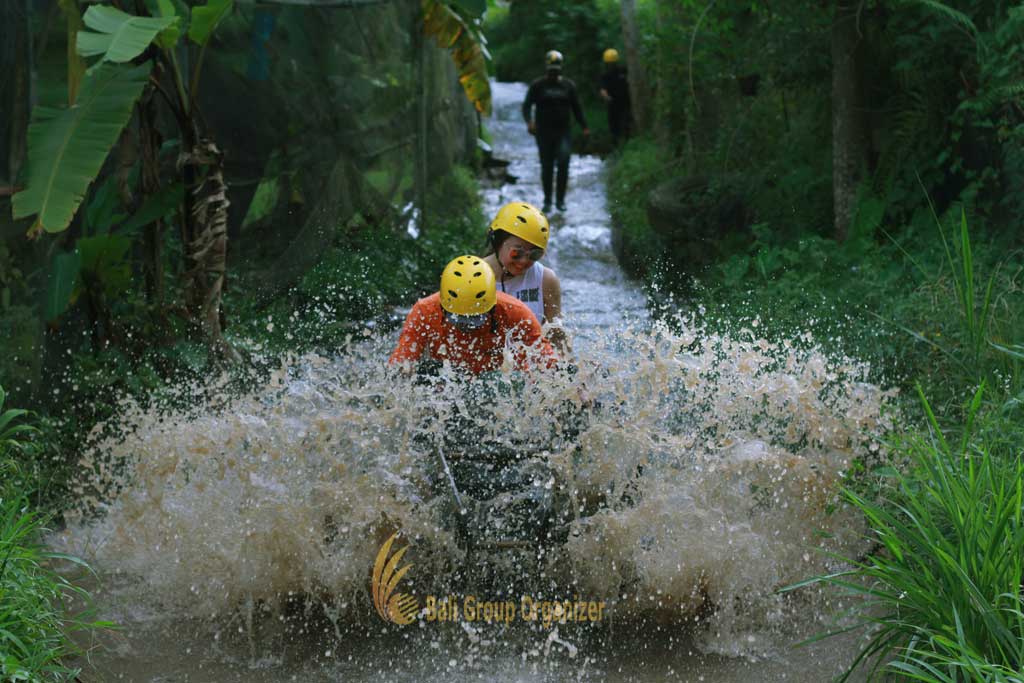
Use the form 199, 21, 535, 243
496, 259, 545, 322
482, 201, 569, 354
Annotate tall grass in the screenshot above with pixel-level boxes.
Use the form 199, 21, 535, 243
0, 386, 112, 682
880, 203, 1023, 418
0, 497, 107, 682
785, 385, 1024, 682
929, 200, 996, 378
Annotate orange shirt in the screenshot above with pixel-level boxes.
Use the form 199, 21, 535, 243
389, 291, 557, 374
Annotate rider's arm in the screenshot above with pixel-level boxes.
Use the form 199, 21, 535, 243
503, 303, 559, 371
541, 267, 562, 322
541, 267, 570, 355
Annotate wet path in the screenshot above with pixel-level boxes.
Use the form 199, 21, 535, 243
63, 82, 877, 682
480, 81, 647, 350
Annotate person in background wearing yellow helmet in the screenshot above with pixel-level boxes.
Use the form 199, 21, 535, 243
389, 256, 558, 375
482, 201, 570, 355
599, 48, 632, 147
522, 50, 589, 214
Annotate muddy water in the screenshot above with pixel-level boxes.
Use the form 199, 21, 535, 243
60, 82, 889, 681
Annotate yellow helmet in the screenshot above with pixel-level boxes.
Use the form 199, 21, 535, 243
439, 256, 497, 316
545, 50, 563, 70
489, 201, 550, 249
603, 48, 619, 64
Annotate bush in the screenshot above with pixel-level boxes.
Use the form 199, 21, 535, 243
607, 136, 673, 279
0, 387, 112, 682
786, 387, 1024, 682
609, 138, 1024, 413
228, 164, 485, 354
0, 497, 110, 682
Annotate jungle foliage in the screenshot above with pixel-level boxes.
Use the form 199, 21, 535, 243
484, 0, 623, 149
1, 3, 485, 672
604, 0, 1024, 404
0, 0, 483, 445
591, 1, 1024, 679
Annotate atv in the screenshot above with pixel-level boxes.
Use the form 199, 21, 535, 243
411, 368, 587, 594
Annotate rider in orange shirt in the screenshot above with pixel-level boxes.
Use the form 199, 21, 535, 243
389, 255, 558, 375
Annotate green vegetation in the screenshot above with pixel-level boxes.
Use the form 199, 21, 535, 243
484, 0, 623, 151
0, 0, 487, 499
592, 0, 1024, 678
1, 4, 485, 676
603, 0, 1024, 405
0, 387, 111, 682
785, 387, 1024, 681
230, 165, 484, 354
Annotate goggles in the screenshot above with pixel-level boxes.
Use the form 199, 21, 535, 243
443, 310, 490, 331
508, 246, 545, 262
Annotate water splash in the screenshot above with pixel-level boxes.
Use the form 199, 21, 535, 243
57, 315, 895, 662
57, 80, 894, 679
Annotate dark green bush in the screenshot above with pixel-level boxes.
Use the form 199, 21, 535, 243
607, 137, 671, 279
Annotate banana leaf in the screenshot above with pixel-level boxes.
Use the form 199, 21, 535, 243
450, 0, 486, 18
155, 0, 184, 50
12, 63, 150, 235
189, 0, 233, 47
118, 182, 184, 235
423, 0, 491, 116
44, 251, 81, 323
76, 5, 177, 65
76, 234, 133, 299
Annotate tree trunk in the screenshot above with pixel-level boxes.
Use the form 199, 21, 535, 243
1, 0, 32, 186
620, 0, 651, 133
139, 91, 165, 304
181, 140, 238, 363
414, 4, 429, 231
831, 0, 868, 243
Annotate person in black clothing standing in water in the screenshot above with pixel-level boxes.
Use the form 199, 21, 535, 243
600, 48, 631, 147
522, 50, 589, 214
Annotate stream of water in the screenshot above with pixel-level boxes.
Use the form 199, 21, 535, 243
60, 82, 890, 682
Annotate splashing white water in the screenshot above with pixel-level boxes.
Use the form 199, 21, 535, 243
56, 314, 895, 663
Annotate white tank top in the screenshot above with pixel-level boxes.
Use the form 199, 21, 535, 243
499, 260, 545, 323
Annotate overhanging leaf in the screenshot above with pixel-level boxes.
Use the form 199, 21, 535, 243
44, 251, 81, 323
155, 0, 183, 50
12, 63, 151, 234
423, 0, 491, 116
189, 0, 233, 47
83, 173, 126, 234
76, 5, 176, 64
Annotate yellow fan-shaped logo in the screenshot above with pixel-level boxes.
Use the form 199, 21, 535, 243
371, 532, 419, 625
